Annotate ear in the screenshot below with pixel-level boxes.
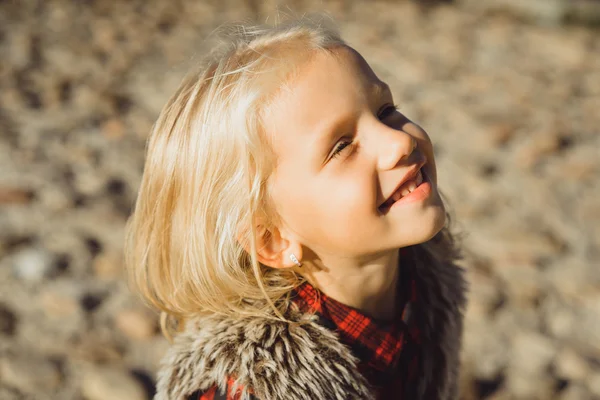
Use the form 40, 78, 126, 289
238, 223, 303, 269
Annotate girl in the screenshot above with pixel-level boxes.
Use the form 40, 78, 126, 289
125, 17, 467, 400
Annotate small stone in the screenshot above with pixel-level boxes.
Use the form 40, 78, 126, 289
74, 168, 105, 197
0, 354, 62, 393
0, 187, 35, 205
464, 268, 502, 317
510, 331, 556, 376
92, 19, 117, 52
127, 336, 170, 375
488, 123, 517, 148
93, 251, 124, 280
555, 159, 597, 181
516, 130, 567, 168
496, 264, 541, 307
0, 303, 18, 336
572, 294, 600, 358
462, 319, 509, 379
546, 306, 577, 340
115, 309, 157, 340
555, 348, 590, 381
544, 259, 589, 299
587, 372, 600, 398
464, 299, 487, 322
7, 29, 33, 69
38, 186, 71, 212
72, 335, 123, 363
469, 0, 567, 25
557, 383, 591, 400
80, 293, 105, 313
506, 371, 554, 399
40, 290, 79, 318
468, 226, 567, 266
11, 246, 54, 283
0, 387, 23, 400
81, 365, 146, 400
102, 118, 125, 140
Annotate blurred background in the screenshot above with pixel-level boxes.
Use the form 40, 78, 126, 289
0, 0, 598, 399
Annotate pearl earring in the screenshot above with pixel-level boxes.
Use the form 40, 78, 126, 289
289, 253, 302, 268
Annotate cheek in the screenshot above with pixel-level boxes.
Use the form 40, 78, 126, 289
330, 167, 373, 200
312, 176, 376, 241
307, 181, 378, 248
278, 175, 373, 239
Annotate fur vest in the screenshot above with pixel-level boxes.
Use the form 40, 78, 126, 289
155, 256, 467, 400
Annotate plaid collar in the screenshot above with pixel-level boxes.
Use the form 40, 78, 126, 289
291, 261, 421, 391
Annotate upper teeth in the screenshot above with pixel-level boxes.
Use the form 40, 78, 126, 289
390, 170, 423, 203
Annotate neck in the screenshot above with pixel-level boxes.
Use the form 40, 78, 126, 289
304, 249, 400, 321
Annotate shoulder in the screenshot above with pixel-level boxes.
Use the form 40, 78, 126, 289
154, 309, 374, 400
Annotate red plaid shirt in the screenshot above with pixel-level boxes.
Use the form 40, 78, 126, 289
190, 263, 421, 400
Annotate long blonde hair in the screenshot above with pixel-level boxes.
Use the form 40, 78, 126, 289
124, 17, 346, 339
124, 17, 462, 341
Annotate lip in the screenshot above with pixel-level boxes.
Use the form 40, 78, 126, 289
387, 171, 432, 209
378, 161, 426, 209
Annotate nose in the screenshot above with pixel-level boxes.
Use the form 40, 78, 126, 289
375, 125, 417, 171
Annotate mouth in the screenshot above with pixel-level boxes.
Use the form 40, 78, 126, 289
378, 165, 429, 212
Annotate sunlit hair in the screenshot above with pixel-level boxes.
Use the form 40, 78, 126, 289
124, 16, 462, 341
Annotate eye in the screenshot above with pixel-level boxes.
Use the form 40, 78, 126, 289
330, 139, 354, 160
328, 104, 399, 162
378, 104, 399, 120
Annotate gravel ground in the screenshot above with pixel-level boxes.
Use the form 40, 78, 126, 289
0, 1, 598, 399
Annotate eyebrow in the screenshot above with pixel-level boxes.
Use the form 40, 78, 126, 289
312, 81, 392, 162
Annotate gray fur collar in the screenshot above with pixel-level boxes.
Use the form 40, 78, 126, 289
155, 253, 467, 400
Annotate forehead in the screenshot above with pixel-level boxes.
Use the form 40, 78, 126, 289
270, 45, 379, 111
263, 46, 383, 152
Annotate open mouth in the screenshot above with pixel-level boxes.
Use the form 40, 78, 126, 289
378, 167, 429, 212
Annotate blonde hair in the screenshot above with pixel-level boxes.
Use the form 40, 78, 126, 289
124, 16, 462, 341
124, 17, 346, 339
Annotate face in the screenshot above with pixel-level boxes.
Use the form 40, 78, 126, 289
264, 46, 445, 262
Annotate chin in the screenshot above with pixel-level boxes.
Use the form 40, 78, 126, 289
402, 206, 446, 247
